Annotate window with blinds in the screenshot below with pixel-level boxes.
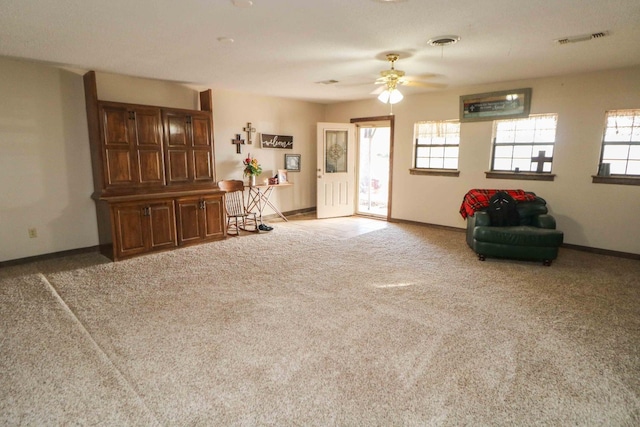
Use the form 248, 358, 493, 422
491, 114, 558, 173
414, 121, 460, 170
600, 110, 640, 176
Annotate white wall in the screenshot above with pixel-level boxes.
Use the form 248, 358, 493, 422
212, 89, 324, 216
0, 57, 97, 261
0, 59, 325, 262
2, 57, 638, 261
326, 67, 640, 255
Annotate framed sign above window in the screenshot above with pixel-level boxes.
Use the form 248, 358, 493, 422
460, 88, 532, 122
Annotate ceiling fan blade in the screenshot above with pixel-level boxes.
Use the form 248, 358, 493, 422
406, 73, 439, 80
402, 81, 447, 89
370, 86, 386, 95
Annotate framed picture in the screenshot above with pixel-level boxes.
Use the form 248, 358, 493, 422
260, 133, 293, 149
284, 154, 301, 172
460, 88, 532, 122
277, 169, 288, 183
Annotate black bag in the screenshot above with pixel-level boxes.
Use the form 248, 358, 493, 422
488, 191, 520, 226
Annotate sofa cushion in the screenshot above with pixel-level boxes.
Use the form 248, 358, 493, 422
516, 201, 548, 225
474, 225, 564, 247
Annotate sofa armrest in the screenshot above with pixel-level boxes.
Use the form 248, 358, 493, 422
473, 211, 492, 226
532, 214, 557, 229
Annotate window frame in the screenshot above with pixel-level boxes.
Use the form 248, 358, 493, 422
592, 109, 640, 186
598, 109, 640, 177
411, 120, 461, 176
486, 113, 558, 181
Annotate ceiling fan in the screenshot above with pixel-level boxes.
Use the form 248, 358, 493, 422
374, 53, 445, 104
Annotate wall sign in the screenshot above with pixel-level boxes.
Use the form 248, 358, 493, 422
260, 133, 293, 149
460, 88, 532, 122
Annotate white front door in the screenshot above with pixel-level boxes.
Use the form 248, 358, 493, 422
316, 122, 356, 218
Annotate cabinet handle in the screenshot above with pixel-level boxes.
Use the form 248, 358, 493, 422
143, 206, 150, 216
129, 111, 135, 120
199, 200, 205, 210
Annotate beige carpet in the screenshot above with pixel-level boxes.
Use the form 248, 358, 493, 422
1, 219, 639, 425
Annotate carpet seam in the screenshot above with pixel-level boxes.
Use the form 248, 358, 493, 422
37, 273, 162, 425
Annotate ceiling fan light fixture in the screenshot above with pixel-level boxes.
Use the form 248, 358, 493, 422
378, 88, 403, 104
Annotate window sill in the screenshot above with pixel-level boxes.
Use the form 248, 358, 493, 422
410, 168, 460, 177
591, 175, 640, 186
485, 171, 555, 181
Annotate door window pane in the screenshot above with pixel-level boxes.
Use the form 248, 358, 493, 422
325, 130, 348, 173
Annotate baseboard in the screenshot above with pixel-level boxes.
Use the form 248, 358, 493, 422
261, 207, 316, 220
3, 216, 636, 265
389, 217, 466, 233
390, 218, 639, 260
0, 245, 101, 268
560, 243, 640, 260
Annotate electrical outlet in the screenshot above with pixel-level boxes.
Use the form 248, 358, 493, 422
28, 228, 38, 238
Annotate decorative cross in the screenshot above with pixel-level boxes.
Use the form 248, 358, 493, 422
231, 134, 244, 154
243, 122, 256, 145
531, 150, 553, 173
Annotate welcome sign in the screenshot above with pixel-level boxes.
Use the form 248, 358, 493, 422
260, 133, 293, 149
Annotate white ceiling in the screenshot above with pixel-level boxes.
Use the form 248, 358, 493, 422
1, 0, 639, 104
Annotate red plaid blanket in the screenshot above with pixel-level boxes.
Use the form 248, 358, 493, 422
459, 189, 537, 219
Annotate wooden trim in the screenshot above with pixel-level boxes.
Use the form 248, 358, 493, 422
350, 115, 395, 221
485, 171, 555, 181
101, 188, 225, 203
562, 243, 640, 260
199, 89, 213, 112
591, 175, 640, 186
391, 217, 639, 260
83, 71, 103, 195
350, 115, 394, 124
410, 168, 460, 177
260, 207, 316, 221
389, 217, 465, 233
0, 246, 102, 268
199, 89, 216, 184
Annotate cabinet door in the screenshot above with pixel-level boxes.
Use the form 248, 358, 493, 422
101, 105, 136, 187
163, 110, 215, 185
164, 111, 191, 185
176, 194, 225, 245
176, 198, 203, 245
202, 195, 224, 239
111, 200, 177, 260
132, 107, 165, 187
111, 202, 147, 259
147, 201, 177, 250
191, 112, 215, 183
100, 103, 164, 189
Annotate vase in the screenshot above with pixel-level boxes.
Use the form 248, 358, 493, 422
249, 175, 256, 186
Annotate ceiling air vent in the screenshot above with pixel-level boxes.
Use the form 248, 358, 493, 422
555, 31, 610, 45
427, 35, 460, 47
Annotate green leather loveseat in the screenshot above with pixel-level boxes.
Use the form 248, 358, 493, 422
463, 192, 564, 266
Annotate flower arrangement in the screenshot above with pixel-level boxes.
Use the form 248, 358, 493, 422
243, 154, 262, 177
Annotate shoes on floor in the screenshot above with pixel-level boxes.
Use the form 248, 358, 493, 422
258, 224, 273, 231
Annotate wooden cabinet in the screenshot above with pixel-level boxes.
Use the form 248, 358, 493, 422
176, 194, 225, 245
84, 71, 226, 261
111, 200, 177, 260
163, 110, 214, 186
99, 102, 165, 189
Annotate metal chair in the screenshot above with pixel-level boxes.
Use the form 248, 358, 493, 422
218, 180, 258, 235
